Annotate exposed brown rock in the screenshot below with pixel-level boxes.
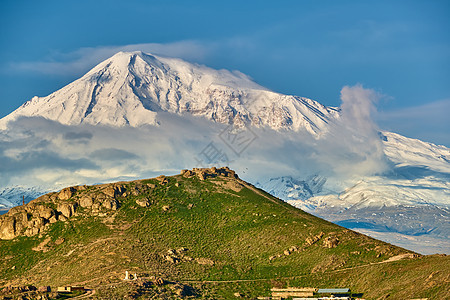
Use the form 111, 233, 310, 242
305, 232, 324, 246
181, 169, 195, 178
196, 258, 214, 265
58, 187, 76, 200
32, 237, 51, 252
323, 236, 340, 248
79, 195, 94, 208
0, 217, 16, 239
157, 175, 169, 185
136, 198, 151, 207
57, 202, 77, 218
102, 198, 119, 210
165, 255, 179, 263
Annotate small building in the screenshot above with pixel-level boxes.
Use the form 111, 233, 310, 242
57, 286, 84, 293
317, 288, 351, 299
271, 287, 317, 298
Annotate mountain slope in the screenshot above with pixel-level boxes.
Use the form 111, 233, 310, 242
0, 51, 339, 134
0, 168, 448, 299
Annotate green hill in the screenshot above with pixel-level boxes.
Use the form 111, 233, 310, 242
0, 167, 448, 299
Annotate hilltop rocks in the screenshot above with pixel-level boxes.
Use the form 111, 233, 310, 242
181, 167, 238, 181
58, 187, 76, 200
102, 185, 125, 198
181, 169, 195, 178
156, 175, 169, 185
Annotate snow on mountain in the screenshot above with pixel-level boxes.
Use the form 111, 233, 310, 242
0, 186, 47, 213
0, 51, 339, 134
381, 131, 450, 173
256, 175, 327, 209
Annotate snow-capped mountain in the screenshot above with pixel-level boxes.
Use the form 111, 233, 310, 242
0, 51, 338, 135
0, 186, 48, 212
0, 51, 448, 254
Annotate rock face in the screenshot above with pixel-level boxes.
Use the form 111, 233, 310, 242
0, 182, 128, 240
181, 167, 238, 181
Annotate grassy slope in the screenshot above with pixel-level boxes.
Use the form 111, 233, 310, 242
0, 172, 448, 299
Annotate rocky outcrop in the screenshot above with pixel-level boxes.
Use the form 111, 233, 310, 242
162, 248, 192, 264
136, 198, 151, 207
0, 183, 128, 240
57, 187, 77, 200
0, 167, 238, 240
181, 167, 238, 181
305, 232, 324, 246
0, 202, 59, 240
323, 236, 339, 248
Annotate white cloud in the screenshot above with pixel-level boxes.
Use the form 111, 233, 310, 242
312, 85, 389, 178
11, 41, 211, 75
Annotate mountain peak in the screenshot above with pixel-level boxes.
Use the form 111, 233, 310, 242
0, 51, 338, 133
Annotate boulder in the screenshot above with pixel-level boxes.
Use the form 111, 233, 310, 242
79, 195, 94, 208
0, 217, 17, 240
36, 206, 54, 219
57, 203, 77, 218
323, 236, 340, 248
29, 216, 45, 228
182, 170, 195, 178
136, 198, 150, 207
49, 215, 58, 223
102, 198, 119, 210
58, 187, 76, 201
24, 226, 40, 237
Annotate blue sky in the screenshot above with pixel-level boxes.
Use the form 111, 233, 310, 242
1, 0, 449, 145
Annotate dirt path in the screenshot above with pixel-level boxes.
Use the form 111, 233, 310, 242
71, 288, 96, 299
180, 253, 418, 284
